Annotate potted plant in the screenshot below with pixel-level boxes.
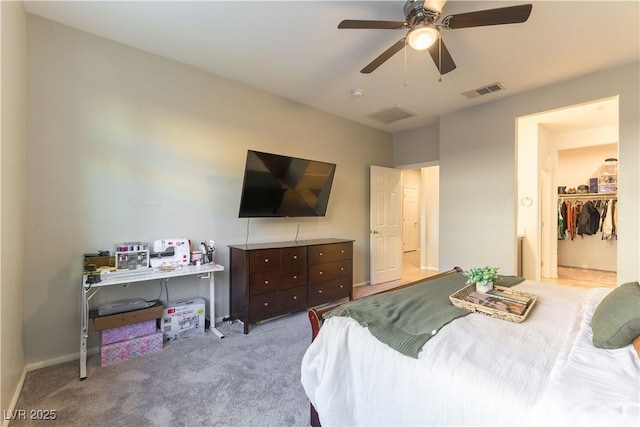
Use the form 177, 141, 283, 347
463, 266, 499, 293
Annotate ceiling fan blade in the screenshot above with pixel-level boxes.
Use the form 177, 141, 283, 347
427, 38, 456, 75
442, 4, 533, 29
361, 39, 406, 74
338, 20, 407, 30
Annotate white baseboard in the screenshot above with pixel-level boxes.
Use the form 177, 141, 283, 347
353, 281, 368, 287
2, 366, 27, 427
25, 347, 99, 372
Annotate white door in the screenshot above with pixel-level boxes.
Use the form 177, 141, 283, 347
370, 166, 402, 284
403, 186, 419, 252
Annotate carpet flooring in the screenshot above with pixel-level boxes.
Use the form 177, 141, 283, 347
12, 312, 311, 427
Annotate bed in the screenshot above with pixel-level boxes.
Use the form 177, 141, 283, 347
301, 268, 640, 427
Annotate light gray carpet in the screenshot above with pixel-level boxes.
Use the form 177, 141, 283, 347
12, 312, 312, 426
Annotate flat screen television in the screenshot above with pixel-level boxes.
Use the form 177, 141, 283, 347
238, 150, 336, 218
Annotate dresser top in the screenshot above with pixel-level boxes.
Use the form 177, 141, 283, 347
228, 238, 353, 251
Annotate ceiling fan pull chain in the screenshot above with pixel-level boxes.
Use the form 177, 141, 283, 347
438, 36, 442, 82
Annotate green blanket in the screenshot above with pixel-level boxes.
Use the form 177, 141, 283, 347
324, 272, 524, 358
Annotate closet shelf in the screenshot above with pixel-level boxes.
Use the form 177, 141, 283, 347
558, 193, 617, 199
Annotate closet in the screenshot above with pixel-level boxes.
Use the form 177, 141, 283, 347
517, 96, 619, 284
555, 144, 617, 283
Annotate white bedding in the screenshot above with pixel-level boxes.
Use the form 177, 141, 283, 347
300, 281, 640, 426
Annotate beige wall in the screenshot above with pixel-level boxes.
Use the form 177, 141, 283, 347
25, 15, 392, 364
1, 0, 28, 414
557, 144, 618, 190
393, 122, 439, 167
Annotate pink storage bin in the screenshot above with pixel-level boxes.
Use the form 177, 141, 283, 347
100, 330, 163, 366
101, 319, 157, 345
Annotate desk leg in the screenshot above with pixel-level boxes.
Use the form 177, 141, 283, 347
209, 273, 224, 339
80, 286, 89, 380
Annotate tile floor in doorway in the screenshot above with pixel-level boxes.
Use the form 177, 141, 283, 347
354, 250, 437, 299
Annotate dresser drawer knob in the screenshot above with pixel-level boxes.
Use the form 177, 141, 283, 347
319, 252, 323, 256
319, 271, 323, 275
264, 302, 269, 307
293, 275, 298, 279
340, 267, 344, 271
339, 284, 344, 288
318, 289, 323, 294
293, 295, 297, 300
293, 255, 297, 259
264, 280, 269, 285
341, 250, 344, 254
264, 259, 269, 263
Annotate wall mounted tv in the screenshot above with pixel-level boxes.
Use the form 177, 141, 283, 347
238, 150, 337, 218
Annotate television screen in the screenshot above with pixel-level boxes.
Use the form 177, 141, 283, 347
238, 150, 336, 218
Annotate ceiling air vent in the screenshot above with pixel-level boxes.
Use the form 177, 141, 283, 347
462, 82, 505, 99
368, 106, 416, 124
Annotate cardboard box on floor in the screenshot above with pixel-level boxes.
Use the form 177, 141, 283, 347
161, 297, 206, 341
100, 330, 163, 366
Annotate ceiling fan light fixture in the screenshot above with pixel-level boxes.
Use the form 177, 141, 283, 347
407, 23, 438, 50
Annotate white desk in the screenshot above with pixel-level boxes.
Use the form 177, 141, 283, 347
80, 263, 224, 380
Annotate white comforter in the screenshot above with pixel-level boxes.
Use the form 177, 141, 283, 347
301, 281, 640, 426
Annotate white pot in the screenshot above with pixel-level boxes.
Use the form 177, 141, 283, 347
475, 281, 494, 294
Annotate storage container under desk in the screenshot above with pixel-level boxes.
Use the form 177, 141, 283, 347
229, 238, 354, 333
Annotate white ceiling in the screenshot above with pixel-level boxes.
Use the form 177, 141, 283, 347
23, 1, 640, 133
534, 97, 619, 135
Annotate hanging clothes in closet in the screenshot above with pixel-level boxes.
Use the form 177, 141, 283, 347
558, 199, 573, 240
577, 200, 600, 236
557, 197, 617, 241
600, 199, 617, 240
558, 202, 565, 240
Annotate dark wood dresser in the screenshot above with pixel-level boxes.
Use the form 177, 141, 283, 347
229, 238, 354, 333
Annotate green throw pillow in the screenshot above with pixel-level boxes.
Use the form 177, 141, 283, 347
591, 281, 640, 349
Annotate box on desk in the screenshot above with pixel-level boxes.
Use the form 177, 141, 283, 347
83, 254, 115, 274
161, 297, 206, 341
91, 301, 163, 331
100, 330, 163, 366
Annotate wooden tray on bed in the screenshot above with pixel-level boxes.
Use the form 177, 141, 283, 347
449, 284, 537, 323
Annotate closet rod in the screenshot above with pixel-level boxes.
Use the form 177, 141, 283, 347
558, 193, 617, 200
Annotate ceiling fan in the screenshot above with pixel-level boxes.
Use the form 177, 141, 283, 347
338, 0, 533, 75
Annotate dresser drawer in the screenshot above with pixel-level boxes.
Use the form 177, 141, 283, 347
280, 247, 307, 269
308, 279, 351, 307
308, 260, 351, 284
249, 267, 307, 296
249, 249, 281, 273
308, 242, 352, 264
249, 286, 307, 321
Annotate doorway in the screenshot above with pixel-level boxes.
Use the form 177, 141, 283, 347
368, 164, 440, 287
517, 97, 619, 287
401, 165, 439, 280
